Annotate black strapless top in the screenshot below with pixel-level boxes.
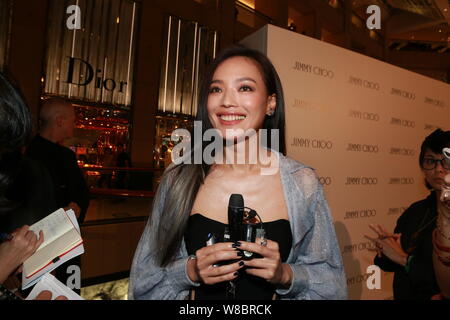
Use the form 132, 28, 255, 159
184, 214, 292, 300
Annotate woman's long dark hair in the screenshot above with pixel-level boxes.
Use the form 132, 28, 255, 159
0, 71, 32, 208
155, 46, 287, 266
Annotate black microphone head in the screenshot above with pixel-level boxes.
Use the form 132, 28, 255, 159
229, 194, 244, 208
228, 194, 244, 242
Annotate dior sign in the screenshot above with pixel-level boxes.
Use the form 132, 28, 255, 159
66, 57, 128, 93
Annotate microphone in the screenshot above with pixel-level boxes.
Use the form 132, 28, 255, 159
228, 194, 244, 243
226, 194, 244, 299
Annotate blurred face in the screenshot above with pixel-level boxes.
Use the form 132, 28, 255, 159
421, 149, 450, 191
206, 56, 276, 140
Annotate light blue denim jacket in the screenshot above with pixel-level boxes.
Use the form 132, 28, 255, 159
129, 153, 348, 300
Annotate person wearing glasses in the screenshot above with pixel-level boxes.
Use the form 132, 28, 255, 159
366, 129, 450, 300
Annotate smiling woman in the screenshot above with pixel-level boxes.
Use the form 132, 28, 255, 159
129, 46, 347, 300
206, 57, 276, 138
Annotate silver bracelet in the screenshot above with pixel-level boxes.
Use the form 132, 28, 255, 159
188, 254, 197, 261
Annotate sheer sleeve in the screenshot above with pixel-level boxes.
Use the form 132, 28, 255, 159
276, 168, 348, 300
128, 166, 199, 300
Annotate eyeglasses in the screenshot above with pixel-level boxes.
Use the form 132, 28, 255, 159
422, 157, 450, 170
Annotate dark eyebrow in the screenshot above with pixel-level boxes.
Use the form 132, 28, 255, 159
237, 77, 256, 83
210, 78, 257, 85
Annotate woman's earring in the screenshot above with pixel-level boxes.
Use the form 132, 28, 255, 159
267, 109, 275, 116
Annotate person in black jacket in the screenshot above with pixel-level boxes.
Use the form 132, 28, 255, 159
26, 97, 90, 294
26, 97, 89, 224
366, 129, 450, 299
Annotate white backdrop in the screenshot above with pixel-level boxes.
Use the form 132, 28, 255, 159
241, 24, 450, 300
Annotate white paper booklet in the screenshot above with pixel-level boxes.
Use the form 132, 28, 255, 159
22, 209, 84, 290
25, 273, 84, 300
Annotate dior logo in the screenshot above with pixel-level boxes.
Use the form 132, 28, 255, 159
344, 209, 377, 220
348, 76, 380, 90
424, 97, 445, 108
318, 177, 332, 186
291, 137, 333, 150
345, 177, 378, 185
387, 207, 408, 215
389, 177, 414, 185
347, 143, 379, 153
390, 117, 415, 128
389, 147, 415, 156
348, 110, 380, 121
293, 61, 334, 78
390, 88, 415, 100
342, 241, 376, 254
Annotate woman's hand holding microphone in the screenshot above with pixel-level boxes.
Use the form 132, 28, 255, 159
187, 239, 292, 288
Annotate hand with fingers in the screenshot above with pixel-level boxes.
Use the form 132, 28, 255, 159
365, 224, 408, 266
35, 290, 68, 300
187, 242, 245, 285
0, 225, 44, 284
235, 238, 293, 288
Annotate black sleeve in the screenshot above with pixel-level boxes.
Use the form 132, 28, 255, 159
373, 207, 410, 272
66, 151, 90, 224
